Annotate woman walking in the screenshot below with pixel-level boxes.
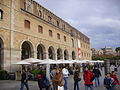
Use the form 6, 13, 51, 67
52, 68, 64, 90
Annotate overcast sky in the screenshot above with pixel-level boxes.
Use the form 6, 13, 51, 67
35, 0, 120, 49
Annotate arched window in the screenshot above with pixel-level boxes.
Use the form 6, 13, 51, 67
21, 41, 33, 60
48, 46, 55, 60
57, 48, 62, 60
64, 49, 69, 60
0, 9, 3, 19
37, 44, 46, 60
72, 51, 76, 60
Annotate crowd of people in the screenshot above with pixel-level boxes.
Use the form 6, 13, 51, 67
20, 64, 120, 90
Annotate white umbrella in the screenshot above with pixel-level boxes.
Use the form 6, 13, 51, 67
39, 59, 56, 64
13, 61, 31, 65
22, 58, 43, 64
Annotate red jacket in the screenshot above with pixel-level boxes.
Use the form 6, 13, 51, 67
110, 74, 120, 85
83, 70, 94, 85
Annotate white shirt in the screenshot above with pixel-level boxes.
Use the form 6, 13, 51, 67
62, 68, 69, 77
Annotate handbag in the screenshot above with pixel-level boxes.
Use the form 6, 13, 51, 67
58, 86, 64, 90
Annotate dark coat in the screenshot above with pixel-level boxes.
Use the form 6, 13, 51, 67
21, 72, 27, 83
93, 68, 101, 77
74, 71, 81, 82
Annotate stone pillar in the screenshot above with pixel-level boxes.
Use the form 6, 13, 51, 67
3, 48, 10, 71
45, 51, 50, 80
33, 51, 37, 58
104, 59, 110, 75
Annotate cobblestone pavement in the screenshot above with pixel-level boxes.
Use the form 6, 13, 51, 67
0, 67, 120, 90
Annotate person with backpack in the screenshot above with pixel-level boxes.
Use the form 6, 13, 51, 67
83, 67, 94, 90
93, 66, 101, 87
104, 73, 115, 90
52, 68, 64, 90
110, 71, 120, 90
20, 69, 29, 90
73, 70, 81, 90
37, 67, 50, 90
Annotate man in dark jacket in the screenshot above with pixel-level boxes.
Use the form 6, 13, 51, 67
93, 66, 101, 87
20, 69, 29, 90
83, 67, 94, 90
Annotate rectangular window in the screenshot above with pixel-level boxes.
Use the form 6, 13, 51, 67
49, 30, 53, 37
38, 25, 43, 33
24, 20, 30, 29
57, 33, 60, 39
0, 9, 3, 19
64, 36, 66, 42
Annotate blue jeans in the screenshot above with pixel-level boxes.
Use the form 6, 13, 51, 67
74, 81, 80, 90
20, 82, 29, 90
64, 77, 68, 90
85, 85, 94, 90
94, 77, 100, 87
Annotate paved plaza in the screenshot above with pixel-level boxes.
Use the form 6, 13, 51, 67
0, 68, 120, 90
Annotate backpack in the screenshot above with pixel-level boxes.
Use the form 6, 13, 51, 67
43, 77, 50, 87
104, 77, 115, 89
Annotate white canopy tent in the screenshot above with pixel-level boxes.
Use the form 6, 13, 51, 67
13, 58, 104, 80
22, 58, 43, 64
13, 61, 31, 65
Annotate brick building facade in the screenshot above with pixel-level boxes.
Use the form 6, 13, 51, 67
0, 0, 91, 72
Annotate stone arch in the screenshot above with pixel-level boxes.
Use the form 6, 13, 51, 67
72, 51, 76, 60
37, 44, 46, 60
0, 37, 4, 70
64, 49, 69, 60
48, 46, 55, 60
57, 48, 62, 60
21, 41, 34, 60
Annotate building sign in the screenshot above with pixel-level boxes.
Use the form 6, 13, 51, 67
78, 40, 81, 58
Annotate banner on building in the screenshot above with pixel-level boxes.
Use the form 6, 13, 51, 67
78, 40, 81, 58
